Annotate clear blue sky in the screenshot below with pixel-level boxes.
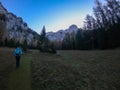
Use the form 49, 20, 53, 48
0, 0, 103, 33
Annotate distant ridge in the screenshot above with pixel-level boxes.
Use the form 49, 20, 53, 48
46, 24, 80, 41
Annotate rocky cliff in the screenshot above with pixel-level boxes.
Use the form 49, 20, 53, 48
0, 2, 39, 46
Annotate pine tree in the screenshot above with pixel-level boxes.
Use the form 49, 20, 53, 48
23, 39, 27, 51
0, 21, 6, 46
40, 26, 46, 44
4, 38, 8, 46
75, 29, 83, 49
37, 26, 56, 53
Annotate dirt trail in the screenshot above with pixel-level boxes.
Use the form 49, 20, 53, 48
7, 53, 31, 90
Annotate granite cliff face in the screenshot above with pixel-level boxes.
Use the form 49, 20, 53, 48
46, 24, 79, 41
0, 2, 39, 46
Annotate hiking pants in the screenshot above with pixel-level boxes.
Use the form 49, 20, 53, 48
16, 55, 20, 68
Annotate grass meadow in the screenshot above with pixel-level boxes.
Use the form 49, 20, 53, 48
0, 48, 120, 90
0, 48, 31, 90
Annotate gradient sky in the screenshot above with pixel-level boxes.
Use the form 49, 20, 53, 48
0, 0, 103, 33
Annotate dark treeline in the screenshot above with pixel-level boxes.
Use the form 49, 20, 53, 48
62, 0, 120, 50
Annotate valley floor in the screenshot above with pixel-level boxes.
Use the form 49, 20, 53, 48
0, 48, 120, 90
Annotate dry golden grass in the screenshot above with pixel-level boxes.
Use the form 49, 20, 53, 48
31, 50, 120, 90
0, 48, 15, 90
0, 48, 120, 90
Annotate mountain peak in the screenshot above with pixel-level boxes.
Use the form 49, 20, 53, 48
69, 24, 78, 30
47, 24, 79, 41
65, 24, 78, 33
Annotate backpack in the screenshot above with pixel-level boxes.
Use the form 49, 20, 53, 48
15, 48, 20, 56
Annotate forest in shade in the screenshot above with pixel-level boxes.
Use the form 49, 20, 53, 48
62, 0, 120, 50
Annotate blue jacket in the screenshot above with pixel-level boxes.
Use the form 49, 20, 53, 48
14, 47, 22, 56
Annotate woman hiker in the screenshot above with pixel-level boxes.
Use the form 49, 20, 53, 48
14, 46, 22, 68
